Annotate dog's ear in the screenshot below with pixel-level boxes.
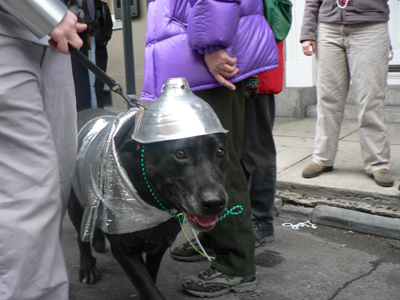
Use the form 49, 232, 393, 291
118, 138, 134, 152
118, 138, 141, 155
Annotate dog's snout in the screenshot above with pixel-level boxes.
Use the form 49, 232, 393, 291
200, 190, 227, 215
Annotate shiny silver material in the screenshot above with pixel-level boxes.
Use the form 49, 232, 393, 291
73, 108, 175, 242
0, 0, 67, 38
131, 77, 228, 144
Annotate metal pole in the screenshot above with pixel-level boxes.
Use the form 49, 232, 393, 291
121, 0, 136, 103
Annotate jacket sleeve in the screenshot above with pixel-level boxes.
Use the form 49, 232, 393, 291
299, 0, 321, 43
0, 0, 67, 38
187, 0, 241, 54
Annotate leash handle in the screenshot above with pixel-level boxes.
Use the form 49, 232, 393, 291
68, 44, 142, 108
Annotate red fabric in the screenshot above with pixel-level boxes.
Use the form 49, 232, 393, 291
258, 41, 284, 94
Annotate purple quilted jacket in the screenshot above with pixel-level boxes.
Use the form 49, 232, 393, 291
141, 0, 279, 102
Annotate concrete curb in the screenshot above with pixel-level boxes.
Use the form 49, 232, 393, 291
276, 202, 400, 240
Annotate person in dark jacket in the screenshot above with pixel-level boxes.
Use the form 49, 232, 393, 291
71, 0, 113, 111
300, 0, 393, 187
92, 0, 113, 108
142, 0, 279, 297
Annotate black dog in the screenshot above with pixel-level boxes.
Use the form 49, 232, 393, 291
68, 108, 229, 300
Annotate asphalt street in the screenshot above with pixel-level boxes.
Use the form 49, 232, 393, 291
62, 211, 400, 300
62, 115, 400, 299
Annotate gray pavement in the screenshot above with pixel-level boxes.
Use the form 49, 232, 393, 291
62, 215, 400, 300
273, 118, 400, 239
274, 118, 400, 200
62, 116, 400, 299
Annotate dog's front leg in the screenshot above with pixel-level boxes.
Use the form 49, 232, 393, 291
109, 244, 167, 300
78, 239, 101, 284
146, 247, 168, 283
68, 192, 101, 284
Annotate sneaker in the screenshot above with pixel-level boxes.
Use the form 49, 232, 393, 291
183, 268, 257, 297
302, 162, 333, 178
369, 169, 394, 187
252, 218, 274, 247
170, 239, 215, 262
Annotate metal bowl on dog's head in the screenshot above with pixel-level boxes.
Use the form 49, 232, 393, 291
131, 77, 228, 144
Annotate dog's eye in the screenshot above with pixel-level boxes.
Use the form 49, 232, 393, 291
174, 150, 186, 159
216, 148, 225, 157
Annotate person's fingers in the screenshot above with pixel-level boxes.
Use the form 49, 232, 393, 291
302, 41, 315, 56
302, 44, 310, 55
311, 41, 317, 54
219, 63, 238, 74
68, 33, 83, 50
76, 23, 87, 33
56, 38, 69, 53
214, 73, 236, 90
48, 39, 58, 52
48, 10, 86, 54
222, 55, 237, 66
219, 66, 239, 78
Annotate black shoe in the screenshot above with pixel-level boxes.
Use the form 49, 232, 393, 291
252, 218, 274, 247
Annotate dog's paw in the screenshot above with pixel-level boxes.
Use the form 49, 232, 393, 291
79, 257, 101, 284
78, 266, 101, 284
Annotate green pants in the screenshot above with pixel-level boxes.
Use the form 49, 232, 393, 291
194, 81, 255, 276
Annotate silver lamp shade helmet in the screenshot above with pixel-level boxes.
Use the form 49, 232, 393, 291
131, 77, 228, 143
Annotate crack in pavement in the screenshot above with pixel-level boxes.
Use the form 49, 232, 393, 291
328, 260, 381, 300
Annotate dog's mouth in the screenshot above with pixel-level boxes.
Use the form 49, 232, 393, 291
185, 212, 218, 231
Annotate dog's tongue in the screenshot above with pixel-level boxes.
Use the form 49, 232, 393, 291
189, 213, 217, 227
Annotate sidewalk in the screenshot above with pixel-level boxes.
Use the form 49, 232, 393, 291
273, 117, 400, 240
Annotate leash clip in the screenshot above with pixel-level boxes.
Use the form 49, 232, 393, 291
111, 82, 145, 109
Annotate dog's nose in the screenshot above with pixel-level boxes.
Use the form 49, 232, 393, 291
200, 191, 227, 215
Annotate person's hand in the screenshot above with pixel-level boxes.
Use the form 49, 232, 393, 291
302, 40, 316, 56
204, 49, 239, 90
48, 10, 87, 54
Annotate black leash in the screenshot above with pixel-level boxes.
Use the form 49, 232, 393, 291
68, 44, 144, 109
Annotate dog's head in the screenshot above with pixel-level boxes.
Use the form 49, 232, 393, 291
117, 77, 230, 231
118, 133, 229, 231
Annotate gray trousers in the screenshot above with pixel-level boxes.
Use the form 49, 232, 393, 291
0, 35, 77, 300
313, 22, 391, 174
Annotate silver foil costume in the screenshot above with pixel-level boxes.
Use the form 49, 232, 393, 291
74, 77, 227, 241
0, 0, 67, 38
73, 108, 175, 242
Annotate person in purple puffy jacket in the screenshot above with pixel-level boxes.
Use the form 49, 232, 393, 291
142, 0, 278, 297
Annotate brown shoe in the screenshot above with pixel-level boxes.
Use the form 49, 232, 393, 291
369, 169, 394, 187
302, 162, 333, 178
